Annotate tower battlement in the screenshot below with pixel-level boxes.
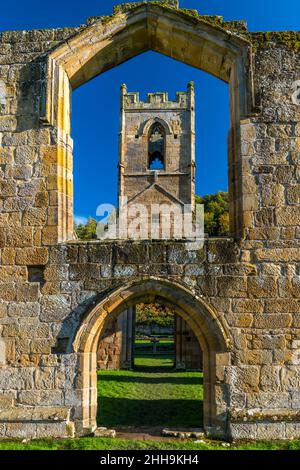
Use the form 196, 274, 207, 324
121, 82, 194, 110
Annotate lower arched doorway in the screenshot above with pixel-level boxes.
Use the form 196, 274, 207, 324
73, 278, 231, 438
96, 300, 204, 432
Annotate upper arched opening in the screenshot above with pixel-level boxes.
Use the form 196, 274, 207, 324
41, 2, 255, 242
43, 3, 253, 126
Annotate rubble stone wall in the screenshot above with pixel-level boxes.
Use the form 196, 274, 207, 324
0, 2, 299, 440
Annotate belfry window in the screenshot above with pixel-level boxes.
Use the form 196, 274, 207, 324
148, 122, 165, 170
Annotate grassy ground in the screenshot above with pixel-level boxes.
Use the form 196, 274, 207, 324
1, 438, 300, 451
97, 356, 203, 428
135, 340, 174, 344
1, 354, 300, 450
134, 339, 175, 357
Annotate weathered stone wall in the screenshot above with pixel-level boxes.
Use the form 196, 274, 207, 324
1, 236, 299, 439
0, 1, 299, 440
97, 307, 135, 370
175, 315, 203, 371
97, 314, 123, 370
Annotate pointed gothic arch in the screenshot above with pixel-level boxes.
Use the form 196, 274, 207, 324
40, 3, 254, 242
141, 117, 173, 137
72, 277, 231, 435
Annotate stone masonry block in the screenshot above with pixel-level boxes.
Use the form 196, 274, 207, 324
15, 247, 49, 265
248, 276, 277, 298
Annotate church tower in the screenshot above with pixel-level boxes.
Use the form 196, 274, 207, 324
118, 82, 195, 237
97, 82, 201, 371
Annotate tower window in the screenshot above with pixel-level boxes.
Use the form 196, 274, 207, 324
148, 122, 165, 170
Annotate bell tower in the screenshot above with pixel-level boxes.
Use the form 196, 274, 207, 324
98, 83, 200, 371
118, 82, 195, 234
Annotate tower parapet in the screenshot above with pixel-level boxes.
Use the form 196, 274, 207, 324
121, 86, 193, 110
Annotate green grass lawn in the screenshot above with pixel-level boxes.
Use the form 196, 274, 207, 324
1, 437, 300, 451
1, 355, 300, 450
135, 340, 174, 344
97, 356, 203, 428
134, 340, 175, 357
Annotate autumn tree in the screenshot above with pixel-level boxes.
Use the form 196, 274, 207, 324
195, 191, 229, 236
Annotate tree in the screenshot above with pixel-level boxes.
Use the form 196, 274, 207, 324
195, 191, 229, 236
136, 303, 175, 329
75, 218, 97, 240
75, 191, 230, 239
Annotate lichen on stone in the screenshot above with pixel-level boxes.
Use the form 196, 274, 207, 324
99, 1, 249, 37
251, 31, 300, 52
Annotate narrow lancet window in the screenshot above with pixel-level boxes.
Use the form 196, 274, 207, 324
148, 122, 165, 170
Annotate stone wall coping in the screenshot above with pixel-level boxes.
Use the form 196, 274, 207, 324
63, 237, 234, 246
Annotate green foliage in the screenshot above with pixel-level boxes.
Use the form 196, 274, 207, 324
74, 192, 230, 240
195, 191, 229, 236
136, 303, 175, 329
75, 218, 97, 240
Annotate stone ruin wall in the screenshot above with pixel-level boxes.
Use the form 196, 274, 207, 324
0, 2, 298, 440
175, 315, 203, 371
97, 314, 124, 370
97, 307, 136, 370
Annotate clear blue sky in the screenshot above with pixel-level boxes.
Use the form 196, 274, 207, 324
1, 1, 299, 223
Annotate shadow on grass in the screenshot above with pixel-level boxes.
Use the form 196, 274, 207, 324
97, 355, 203, 428
98, 374, 203, 385
133, 355, 202, 373
134, 363, 175, 373
97, 397, 203, 428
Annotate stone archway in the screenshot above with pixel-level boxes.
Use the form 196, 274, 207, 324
140, 117, 173, 137
72, 278, 231, 437
40, 2, 254, 243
